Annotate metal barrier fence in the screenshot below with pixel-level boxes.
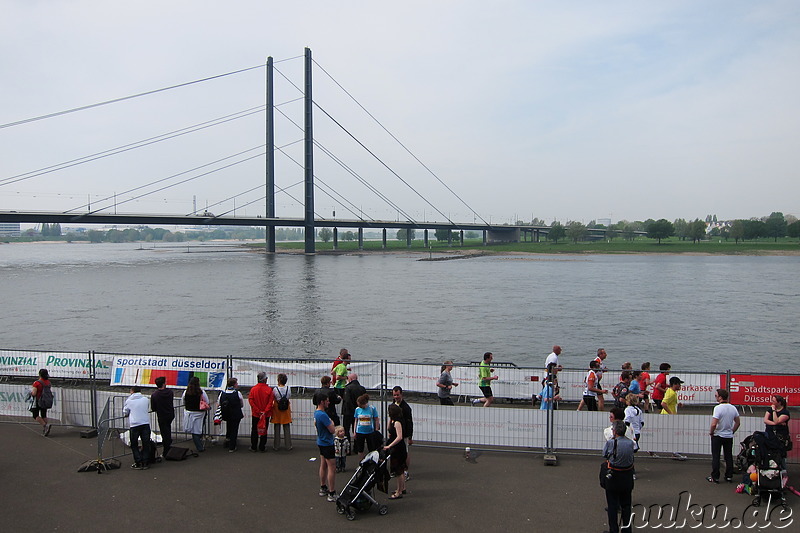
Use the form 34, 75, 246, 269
2, 349, 798, 464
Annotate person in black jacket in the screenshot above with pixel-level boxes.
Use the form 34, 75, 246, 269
392, 386, 413, 481
315, 376, 341, 426
342, 373, 366, 446
150, 376, 175, 456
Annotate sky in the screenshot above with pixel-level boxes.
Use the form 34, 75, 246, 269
1, 1, 798, 226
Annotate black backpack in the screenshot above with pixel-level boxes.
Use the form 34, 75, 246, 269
219, 391, 240, 420
37, 380, 54, 409
276, 388, 289, 411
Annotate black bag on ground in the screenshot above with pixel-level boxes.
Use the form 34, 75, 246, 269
164, 446, 196, 461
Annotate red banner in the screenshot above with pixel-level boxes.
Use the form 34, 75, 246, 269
728, 374, 800, 406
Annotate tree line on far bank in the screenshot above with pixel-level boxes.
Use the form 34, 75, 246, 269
533, 212, 798, 245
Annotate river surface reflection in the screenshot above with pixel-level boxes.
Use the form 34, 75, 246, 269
1, 242, 797, 372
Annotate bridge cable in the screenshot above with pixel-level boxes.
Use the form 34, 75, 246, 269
0, 105, 271, 188
0, 64, 279, 130
313, 59, 491, 227
273, 105, 405, 222
273, 144, 370, 221
63, 144, 272, 213
314, 102, 454, 225
274, 65, 426, 223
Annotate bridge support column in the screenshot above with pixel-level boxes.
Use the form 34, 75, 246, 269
447, 231, 452, 247
333, 228, 338, 250
460, 230, 464, 246
358, 228, 364, 250
382, 228, 387, 249
303, 47, 315, 254
265, 56, 276, 253
424, 229, 429, 248
406, 230, 412, 248
483, 230, 487, 246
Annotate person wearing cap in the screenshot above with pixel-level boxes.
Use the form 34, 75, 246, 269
660, 376, 684, 415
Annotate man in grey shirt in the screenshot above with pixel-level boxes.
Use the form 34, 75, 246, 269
602, 420, 635, 533
708, 388, 740, 483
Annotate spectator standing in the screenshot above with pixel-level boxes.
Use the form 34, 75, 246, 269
182, 376, 209, 452
333, 426, 350, 472
316, 375, 341, 426
628, 371, 642, 398
473, 351, 498, 407
313, 392, 337, 502
150, 376, 175, 456
384, 404, 408, 500
353, 393, 380, 460
436, 361, 459, 405
219, 377, 244, 452
248, 372, 274, 453
342, 373, 366, 444
602, 420, 636, 533
272, 373, 293, 451
539, 379, 561, 410
30, 368, 53, 436
124, 386, 151, 470
651, 363, 671, 411
660, 377, 683, 415
764, 394, 791, 451
392, 386, 413, 481
707, 388, 740, 483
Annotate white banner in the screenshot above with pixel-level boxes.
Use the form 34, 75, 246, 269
0, 350, 112, 380
110, 355, 227, 390
0, 384, 63, 421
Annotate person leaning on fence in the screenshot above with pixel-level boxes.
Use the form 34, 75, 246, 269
150, 376, 175, 456
272, 373, 293, 451
436, 360, 459, 405
220, 377, 244, 452
602, 420, 636, 533
182, 376, 209, 452
707, 388, 740, 484
124, 386, 151, 470
30, 368, 53, 437
248, 371, 274, 452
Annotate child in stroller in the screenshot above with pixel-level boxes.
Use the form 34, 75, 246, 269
336, 450, 392, 520
733, 431, 789, 510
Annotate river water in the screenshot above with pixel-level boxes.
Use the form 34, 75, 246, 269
0, 242, 797, 373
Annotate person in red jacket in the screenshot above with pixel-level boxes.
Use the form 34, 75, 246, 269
248, 372, 274, 452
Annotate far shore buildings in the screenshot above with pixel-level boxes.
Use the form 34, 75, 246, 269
0, 223, 21, 237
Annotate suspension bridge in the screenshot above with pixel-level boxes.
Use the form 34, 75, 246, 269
1, 48, 556, 252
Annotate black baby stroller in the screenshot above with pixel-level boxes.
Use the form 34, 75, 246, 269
336, 450, 391, 520
739, 431, 789, 510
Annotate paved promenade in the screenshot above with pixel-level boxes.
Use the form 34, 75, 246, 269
2, 422, 796, 532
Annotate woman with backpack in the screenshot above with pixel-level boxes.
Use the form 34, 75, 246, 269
30, 368, 53, 436
271, 373, 292, 451
219, 377, 244, 452
182, 376, 210, 452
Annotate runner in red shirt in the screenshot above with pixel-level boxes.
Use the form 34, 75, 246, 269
651, 363, 671, 411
